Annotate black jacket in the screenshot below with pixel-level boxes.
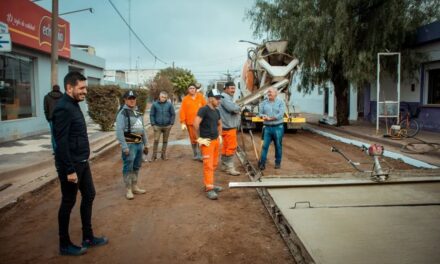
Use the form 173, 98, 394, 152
52, 94, 90, 175
43, 90, 63, 121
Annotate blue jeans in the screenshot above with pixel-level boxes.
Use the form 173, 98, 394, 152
121, 143, 143, 185
259, 124, 284, 166
48, 121, 56, 152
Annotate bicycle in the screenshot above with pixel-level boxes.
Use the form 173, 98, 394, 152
390, 102, 420, 138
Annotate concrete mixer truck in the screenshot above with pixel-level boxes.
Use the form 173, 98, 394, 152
236, 40, 306, 131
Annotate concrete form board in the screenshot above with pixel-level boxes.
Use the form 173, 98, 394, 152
267, 182, 440, 264
230, 176, 440, 188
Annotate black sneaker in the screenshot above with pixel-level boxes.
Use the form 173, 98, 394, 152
82, 236, 109, 248
259, 164, 265, 171
60, 244, 87, 256
275, 164, 281, 169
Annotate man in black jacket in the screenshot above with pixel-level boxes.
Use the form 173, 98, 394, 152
52, 71, 108, 256
43, 84, 62, 152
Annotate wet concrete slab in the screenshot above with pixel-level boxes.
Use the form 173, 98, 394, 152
266, 180, 440, 264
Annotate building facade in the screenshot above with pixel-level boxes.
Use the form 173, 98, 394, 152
0, 0, 105, 142
290, 20, 440, 132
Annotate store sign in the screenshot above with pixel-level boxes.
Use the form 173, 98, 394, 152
0, 0, 70, 58
0, 33, 12, 52
0, 21, 8, 33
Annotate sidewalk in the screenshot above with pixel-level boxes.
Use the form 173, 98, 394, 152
0, 105, 171, 212
303, 113, 440, 167
0, 122, 118, 211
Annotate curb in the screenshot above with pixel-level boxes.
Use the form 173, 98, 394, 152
306, 123, 405, 149
0, 136, 118, 213
304, 125, 439, 169
0, 133, 116, 179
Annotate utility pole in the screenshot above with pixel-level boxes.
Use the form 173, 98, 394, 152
128, 0, 132, 71
50, 0, 59, 87
136, 56, 139, 87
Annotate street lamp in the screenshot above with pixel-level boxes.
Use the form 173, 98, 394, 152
60, 8, 94, 16
49, 1, 94, 87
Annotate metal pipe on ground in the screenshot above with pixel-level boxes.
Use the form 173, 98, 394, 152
229, 176, 440, 188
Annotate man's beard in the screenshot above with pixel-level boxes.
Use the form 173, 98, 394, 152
74, 93, 85, 102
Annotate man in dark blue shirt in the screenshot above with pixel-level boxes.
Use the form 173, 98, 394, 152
52, 72, 108, 256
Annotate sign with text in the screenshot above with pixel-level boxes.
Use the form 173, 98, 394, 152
0, 0, 70, 58
0, 33, 12, 52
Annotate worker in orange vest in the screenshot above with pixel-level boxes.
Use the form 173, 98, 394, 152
180, 83, 206, 160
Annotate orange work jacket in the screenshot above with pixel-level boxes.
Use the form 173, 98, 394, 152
180, 92, 206, 125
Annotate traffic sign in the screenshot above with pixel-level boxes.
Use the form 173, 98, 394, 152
0, 33, 11, 52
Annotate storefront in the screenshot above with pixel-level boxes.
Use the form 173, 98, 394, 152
0, 0, 105, 142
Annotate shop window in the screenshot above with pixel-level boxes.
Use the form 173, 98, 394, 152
428, 68, 440, 104
0, 53, 35, 121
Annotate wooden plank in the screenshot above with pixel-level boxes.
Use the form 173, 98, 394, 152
229, 176, 440, 188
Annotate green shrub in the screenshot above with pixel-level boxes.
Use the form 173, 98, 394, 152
119, 88, 149, 114
87, 85, 120, 131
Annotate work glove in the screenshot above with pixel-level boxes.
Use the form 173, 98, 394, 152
196, 137, 211, 147
143, 146, 149, 155
218, 135, 223, 145
181, 123, 187, 131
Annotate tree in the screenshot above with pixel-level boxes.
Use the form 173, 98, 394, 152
154, 67, 197, 98
147, 75, 174, 101
248, 0, 440, 125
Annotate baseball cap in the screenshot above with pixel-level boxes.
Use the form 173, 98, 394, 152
207, 89, 223, 99
123, 90, 137, 99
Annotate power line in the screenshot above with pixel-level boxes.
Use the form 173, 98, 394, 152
108, 0, 167, 65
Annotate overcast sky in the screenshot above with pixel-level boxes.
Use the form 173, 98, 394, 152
36, 0, 259, 85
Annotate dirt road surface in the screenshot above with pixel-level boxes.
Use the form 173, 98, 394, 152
0, 126, 293, 264
0, 127, 413, 264
242, 130, 413, 176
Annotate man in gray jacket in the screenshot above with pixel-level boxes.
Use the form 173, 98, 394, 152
218, 81, 241, 176
116, 90, 148, 200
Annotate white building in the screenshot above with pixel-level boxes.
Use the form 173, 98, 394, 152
104, 69, 159, 88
